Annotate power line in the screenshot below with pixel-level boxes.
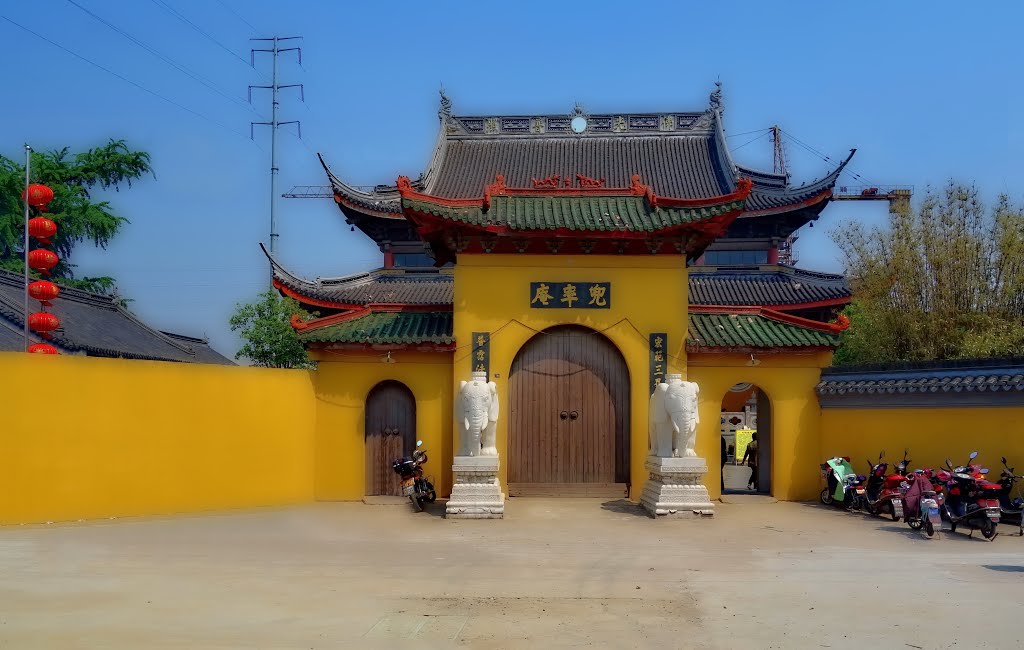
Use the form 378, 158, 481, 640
0, 14, 251, 141
147, 0, 254, 71
731, 131, 770, 152
64, 0, 258, 115
726, 128, 771, 139
215, 0, 259, 34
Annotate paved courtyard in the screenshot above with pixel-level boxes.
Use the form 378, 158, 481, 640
2, 498, 1023, 649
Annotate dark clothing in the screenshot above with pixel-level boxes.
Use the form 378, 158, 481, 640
720, 437, 727, 491
743, 441, 759, 490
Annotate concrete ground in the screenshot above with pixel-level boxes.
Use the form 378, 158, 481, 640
2, 499, 1023, 649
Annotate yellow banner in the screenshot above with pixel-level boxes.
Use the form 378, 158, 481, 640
734, 428, 755, 464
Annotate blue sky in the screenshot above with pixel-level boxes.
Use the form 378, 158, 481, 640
3, 0, 1022, 358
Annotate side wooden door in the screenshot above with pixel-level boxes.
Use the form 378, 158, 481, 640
365, 381, 416, 496
508, 326, 630, 497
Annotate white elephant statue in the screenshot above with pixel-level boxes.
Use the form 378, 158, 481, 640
455, 371, 499, 457
648, 374, 700, 458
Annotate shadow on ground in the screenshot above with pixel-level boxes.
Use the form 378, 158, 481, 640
600, 499, 652, 518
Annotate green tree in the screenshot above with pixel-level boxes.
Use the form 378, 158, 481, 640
832, 182, 1024, 364
0, 140, 152, 293
230, 290, 317, 369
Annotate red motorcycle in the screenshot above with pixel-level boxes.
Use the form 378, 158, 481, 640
862, 450, 907, 521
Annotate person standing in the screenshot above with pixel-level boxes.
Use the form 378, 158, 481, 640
742, 432, 759, 491
720, 436, 727, 491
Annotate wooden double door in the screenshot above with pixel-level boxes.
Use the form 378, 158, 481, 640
508, 326, 630, 497
365, 381, 416, 496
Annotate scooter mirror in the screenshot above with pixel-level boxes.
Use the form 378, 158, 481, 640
879, 451, 885, 460
945, 458, 953, 468
969, 451, 978, 460
1002, 456, 1008, 464
416, 440, 423, 447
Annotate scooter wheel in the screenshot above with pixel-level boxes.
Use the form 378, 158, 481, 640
426, 490, 437, 504
925, 520, 935, 538
820, 488, 833, 506
410, 495, 423, 512
890, 506, 900, 522
907, 517, 923, 531
980, 518, 998, 541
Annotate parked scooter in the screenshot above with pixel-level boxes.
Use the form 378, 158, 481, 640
820, 457, 864, 510
903, 468, 943, 538
392, 440, 436, 512
939, 451, 1001, 540
996, 456, 1023, 536
862, 450, 907, 521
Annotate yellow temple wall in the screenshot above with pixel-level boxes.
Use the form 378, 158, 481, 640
819, 406, 1024, 485
310, 350, 454, 500
453, 254, 688, 493
0, 352, 315, 525
688, 350, 834, 501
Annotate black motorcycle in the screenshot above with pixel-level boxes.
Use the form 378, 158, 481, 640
392, 440, 436, 512
939, 452, 1001, 541
997, 456, 1023, 536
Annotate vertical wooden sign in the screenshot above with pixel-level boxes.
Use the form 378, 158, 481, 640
472, 331, 490, 380
649, 333, 667, 395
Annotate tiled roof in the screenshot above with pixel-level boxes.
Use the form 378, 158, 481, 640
321, 93, 854, 244
298, 311, 454, 345
0, 269, 233, 364
402, 194, 747, 233
688, 265, 850, 307
817, 359, 1024, 407
687, 310, 841, 349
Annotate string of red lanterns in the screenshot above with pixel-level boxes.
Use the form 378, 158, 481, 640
22, 183, 61, 354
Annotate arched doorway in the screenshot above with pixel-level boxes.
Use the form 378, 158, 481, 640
365, 380, 416, 496
508, 325, 630, 497
720, 383, 772, 494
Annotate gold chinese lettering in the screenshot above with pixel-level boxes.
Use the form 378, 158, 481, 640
476, 334, 486, 346
474, 363, 486, 372
475, 349, 486, 361
654, 336, 664, 349
654, 351, 664, 362
531, 283, 552, 306
587, 284, 607, 306
560, 283, 578, 307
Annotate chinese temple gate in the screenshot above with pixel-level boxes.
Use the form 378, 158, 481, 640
270, 86, 853, 502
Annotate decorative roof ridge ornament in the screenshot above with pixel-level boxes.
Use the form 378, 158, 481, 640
438, 86, 453, 122
709, 80, 723, 113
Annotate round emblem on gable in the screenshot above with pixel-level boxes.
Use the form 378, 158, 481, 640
570, 116, 587, 133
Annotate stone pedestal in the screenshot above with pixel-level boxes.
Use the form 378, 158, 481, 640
640, 456, 715, 518
446, 456, 504, 519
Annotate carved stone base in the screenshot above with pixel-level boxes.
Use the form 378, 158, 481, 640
446, 456, 505, 519
640, 456, 716, 518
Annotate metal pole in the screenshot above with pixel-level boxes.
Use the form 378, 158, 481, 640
23, 144, 31, 351
269, 35, 278, 256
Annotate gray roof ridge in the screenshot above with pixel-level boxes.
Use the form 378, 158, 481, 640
690, 263, 846, 282
0, 267, 124, 307
749, 150, 856, 197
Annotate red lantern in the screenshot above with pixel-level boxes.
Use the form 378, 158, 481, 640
28, 249, 59, 275
28, 280, 60, 305
28, 217, 58, 245
23, 184, 54, 210
27, 343, 59, 354
28, 312, 60, 333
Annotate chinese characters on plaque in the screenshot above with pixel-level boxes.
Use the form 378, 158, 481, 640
471, 331, 490, 380
649, 333, 667, 394
529, 282, 611, 309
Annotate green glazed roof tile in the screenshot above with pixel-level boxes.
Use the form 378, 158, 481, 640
299, 311, 454, 345
687, 312, 840, 349
402, 195, 746, 233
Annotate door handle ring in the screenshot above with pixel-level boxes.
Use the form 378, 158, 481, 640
559, 410, 568, 420
569, 411, 579, 421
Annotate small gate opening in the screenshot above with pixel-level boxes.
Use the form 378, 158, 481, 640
720, 383, 771, 495
364, 380, 416, 497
